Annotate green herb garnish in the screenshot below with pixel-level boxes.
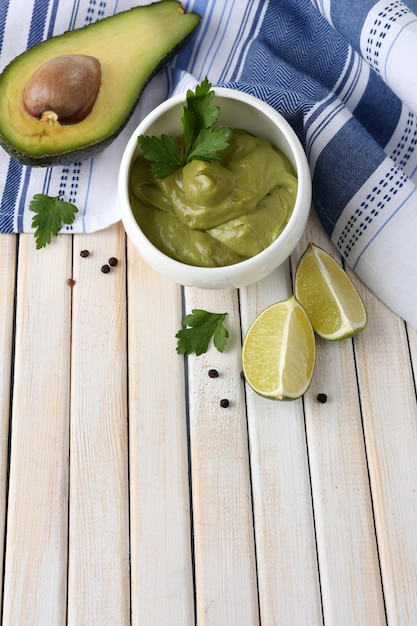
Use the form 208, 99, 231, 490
29, 193, 78, 249
139, 77, 232, 179
176, 309, 229, 356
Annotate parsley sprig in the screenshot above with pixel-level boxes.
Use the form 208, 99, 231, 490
139, 77, 232, 179
176, 309, 229, 356
29, 193, 78, 249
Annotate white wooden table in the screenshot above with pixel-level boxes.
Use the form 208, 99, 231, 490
0, 210, 416, 625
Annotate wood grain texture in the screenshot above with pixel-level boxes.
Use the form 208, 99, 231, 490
185, 286, 259, 626
293, 220, 386, 625
0, 235, 17, 608
304, 334, 386, 625
127, 241, 195, 626
353, 282, 417, 626
67, 223, 130, 626
3, 234, 72, 626
1, 208, 417, 624
240, 264, 323, 625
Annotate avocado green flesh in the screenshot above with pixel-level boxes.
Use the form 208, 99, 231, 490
0, 1, 200, 166
130, 131, 298, 267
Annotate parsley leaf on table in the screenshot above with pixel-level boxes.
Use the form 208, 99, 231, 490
176, 309, 229, 356
29, 193, 78, 249
138, 77, 232, 179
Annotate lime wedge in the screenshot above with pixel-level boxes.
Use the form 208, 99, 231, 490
294, 242, 367, 340
242, 295, 315, 400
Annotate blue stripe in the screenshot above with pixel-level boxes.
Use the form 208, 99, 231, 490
409, 162, 417, 180
17, 168, 32, 233
27, 0, 50, 47
228, 1, 267, 82
0, 0, 10, 53
0, 160, 22, 233
253, 0, 349, 92
307, 100, 345, 160
329, 0, 378, 51
353, 186, 417, 270
46, 0, 61, 38
335, 49, 358, 103
305, 92, 339, 138
82, 160, 95, 233
200, 0, 238, 79
0, 0, 15, 231
1, 0, 51, 233
347, 60, 362, 102
353, 70, 402, 149
219, 0, 267, 83
69, 0, 81, 30
43, 168, 53, 194
334, 44, 355, 94
312, 118, 385, 234
384, 17, 417, 79
405, 0, 417, 11
174, 0, 217, 74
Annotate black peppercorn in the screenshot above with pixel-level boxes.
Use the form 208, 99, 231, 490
108, 257, 118, 267
208, 369, 219, 378
80, 249, 89, 257
101, 264, 110, 274
317, 393, 328, 404
220, 398, 229, 408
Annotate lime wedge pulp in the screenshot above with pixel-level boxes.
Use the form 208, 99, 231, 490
294, 243, 367, 340
242, 295, 315, 400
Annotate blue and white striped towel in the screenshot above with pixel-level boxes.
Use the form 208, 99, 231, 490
1, 0, 416, 329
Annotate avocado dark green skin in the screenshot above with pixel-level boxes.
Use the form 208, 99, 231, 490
0, 2, 200, 167
0, 37, 194, 167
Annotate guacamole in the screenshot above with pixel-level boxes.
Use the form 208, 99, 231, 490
129, 130, 298, 267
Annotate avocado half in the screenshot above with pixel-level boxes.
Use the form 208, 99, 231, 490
0, 1, 200, 166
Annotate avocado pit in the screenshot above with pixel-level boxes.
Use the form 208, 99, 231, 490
23, 54, 101, 124
0, 1, 201, 166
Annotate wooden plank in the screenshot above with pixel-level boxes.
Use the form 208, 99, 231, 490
127, 243, 194, 625
67, 224, 130, 625
239, 262, 323, 625
353, 280, 417, 625
407, 323, 417, 392
303, 334, 386, 625
2, 234, 72, 625
292, 219, 386, 625
185, 286, 259, 626
0, 235, 17, 607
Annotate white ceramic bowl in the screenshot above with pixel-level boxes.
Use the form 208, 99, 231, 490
118, 88, 311, 289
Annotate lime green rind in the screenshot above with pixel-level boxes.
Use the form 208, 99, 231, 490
294, 242, 368, 341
